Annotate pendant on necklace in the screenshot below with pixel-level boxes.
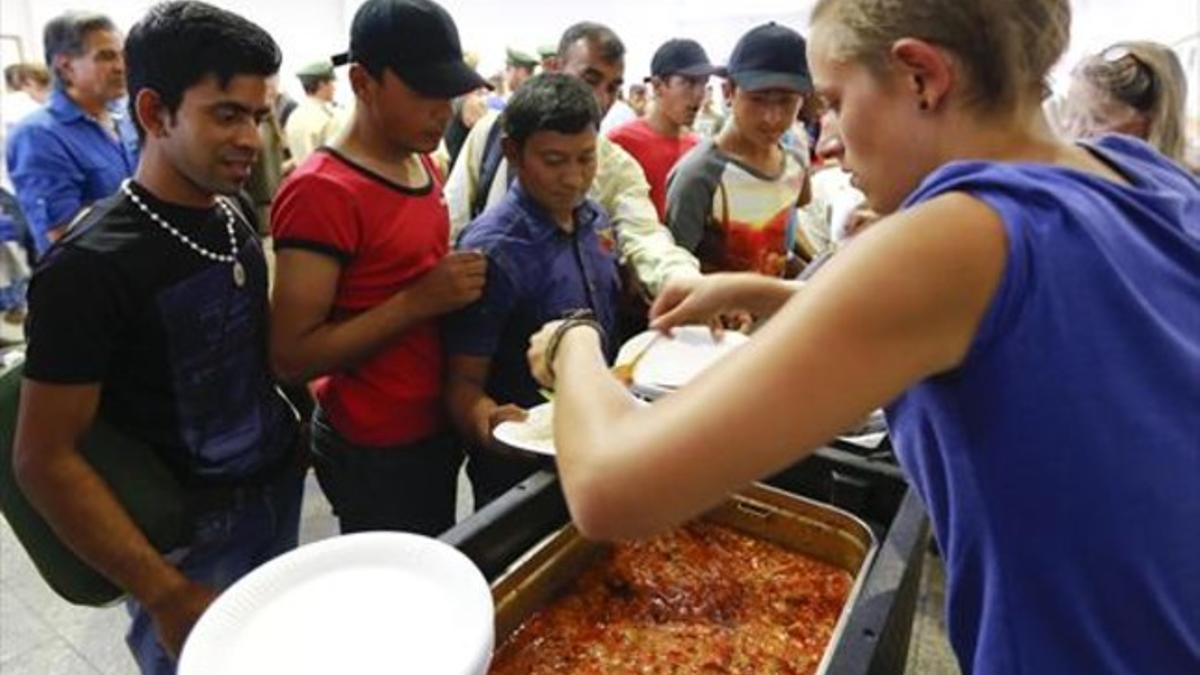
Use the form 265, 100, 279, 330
232, 260, 246, 287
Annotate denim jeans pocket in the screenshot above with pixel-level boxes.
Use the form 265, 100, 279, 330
189, 508, 236, 549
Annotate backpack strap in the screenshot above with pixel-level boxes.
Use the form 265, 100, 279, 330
471, 119, 507, 220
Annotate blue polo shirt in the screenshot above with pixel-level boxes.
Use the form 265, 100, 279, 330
5, 89, 139, 255
444, 182, 621, 409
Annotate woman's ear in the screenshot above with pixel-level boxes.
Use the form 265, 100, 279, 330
890, 38, 953, 112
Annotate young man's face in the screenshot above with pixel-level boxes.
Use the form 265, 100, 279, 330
724, 83, 801, 147
60, 28, 126, 104
506, 127, 598, 221
728, 84, 804, 149
357, 66, 453, 154
654, 74, 707, 128
156, 74, 270, 196
559, 39, 624, 116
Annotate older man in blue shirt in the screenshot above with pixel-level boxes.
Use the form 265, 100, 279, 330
6, 12, 138, 256
444, 74, 621, 508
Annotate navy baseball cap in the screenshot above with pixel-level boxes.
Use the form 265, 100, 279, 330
332, 0, 490, 98
646, 39, 719, 82
719, 22, 811, 92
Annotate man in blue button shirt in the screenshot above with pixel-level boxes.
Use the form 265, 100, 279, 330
444, 73, 621, 507
6, 12, 138, 256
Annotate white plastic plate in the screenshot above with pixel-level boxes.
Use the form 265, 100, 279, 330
493, 402, 556, 456
629, 326, 750, 399
179, 532, 494, 675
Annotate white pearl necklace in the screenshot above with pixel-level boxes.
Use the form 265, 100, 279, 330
121, 180, 246, 287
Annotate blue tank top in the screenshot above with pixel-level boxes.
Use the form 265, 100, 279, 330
888, 135, 1200, 674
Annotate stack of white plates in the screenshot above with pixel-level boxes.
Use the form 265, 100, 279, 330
179, 532, 494, 675
626, 326, 750, 401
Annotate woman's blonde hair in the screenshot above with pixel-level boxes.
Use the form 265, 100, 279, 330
1075, 41, 1188, 162
811, 0, 1071, 112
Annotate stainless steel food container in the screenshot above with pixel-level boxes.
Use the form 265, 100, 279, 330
490, 482, 879, 674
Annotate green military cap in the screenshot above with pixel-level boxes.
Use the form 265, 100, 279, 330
296, 60, 334, 79
537, 44, 557, 59
505, 47, 538, 69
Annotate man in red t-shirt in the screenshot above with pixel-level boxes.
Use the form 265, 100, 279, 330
607, 39, 718, 221
269, 0, 489, 535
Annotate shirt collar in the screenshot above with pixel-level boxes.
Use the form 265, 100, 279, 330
47, 88, 87, 123
509, 181, 601, 239
47, 88, 128, 126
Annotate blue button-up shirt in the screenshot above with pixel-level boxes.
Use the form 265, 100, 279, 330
444, 181, 621, 409
5, 89, 139, 255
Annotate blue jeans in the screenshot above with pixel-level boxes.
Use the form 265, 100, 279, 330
124, 469, 304, 675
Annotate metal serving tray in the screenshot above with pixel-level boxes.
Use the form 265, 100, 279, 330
489, 482, 879, 674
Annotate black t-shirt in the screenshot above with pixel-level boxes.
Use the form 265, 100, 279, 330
23, 182, 297, 485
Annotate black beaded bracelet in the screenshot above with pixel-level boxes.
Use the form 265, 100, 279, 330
545, 310, 606, 385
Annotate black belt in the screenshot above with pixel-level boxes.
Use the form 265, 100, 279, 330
184, 438, 306, 516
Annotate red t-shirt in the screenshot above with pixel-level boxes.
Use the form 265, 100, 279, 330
607, 118, 699, 221
271, 148, 448, 446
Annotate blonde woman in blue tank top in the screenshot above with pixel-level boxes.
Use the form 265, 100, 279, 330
524, 1, 1200, 673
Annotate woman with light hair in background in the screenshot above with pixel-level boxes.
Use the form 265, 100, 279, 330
527, 0, 1199, 672
1065, 40, 1192, 168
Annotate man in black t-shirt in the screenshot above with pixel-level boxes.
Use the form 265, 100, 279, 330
13, 4, 300, 672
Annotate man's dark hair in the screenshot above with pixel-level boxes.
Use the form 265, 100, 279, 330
124, 1, 281, 141
501, 72, 600, 147
298, 74, 334, 95
43, 12, 117, 88
557, 22, 625, 64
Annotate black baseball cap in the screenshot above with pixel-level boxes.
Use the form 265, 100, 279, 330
719, 22, 811, 92
332, 0, 490, 98
645, 39, 719, 82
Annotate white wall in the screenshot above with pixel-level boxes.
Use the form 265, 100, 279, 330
2, 0, 1195, 118
415, 0, 816, 82
0, 0, 349, 103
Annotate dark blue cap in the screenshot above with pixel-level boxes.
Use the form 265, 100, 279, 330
719, 22, 811, 92
333, 0, 490, 97
647, 38, 719, 81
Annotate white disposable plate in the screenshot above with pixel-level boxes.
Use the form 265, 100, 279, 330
629, 326, 750, 399
493, 399, 650, 456
493, 402, 556, 456
179, 532, 494, 675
